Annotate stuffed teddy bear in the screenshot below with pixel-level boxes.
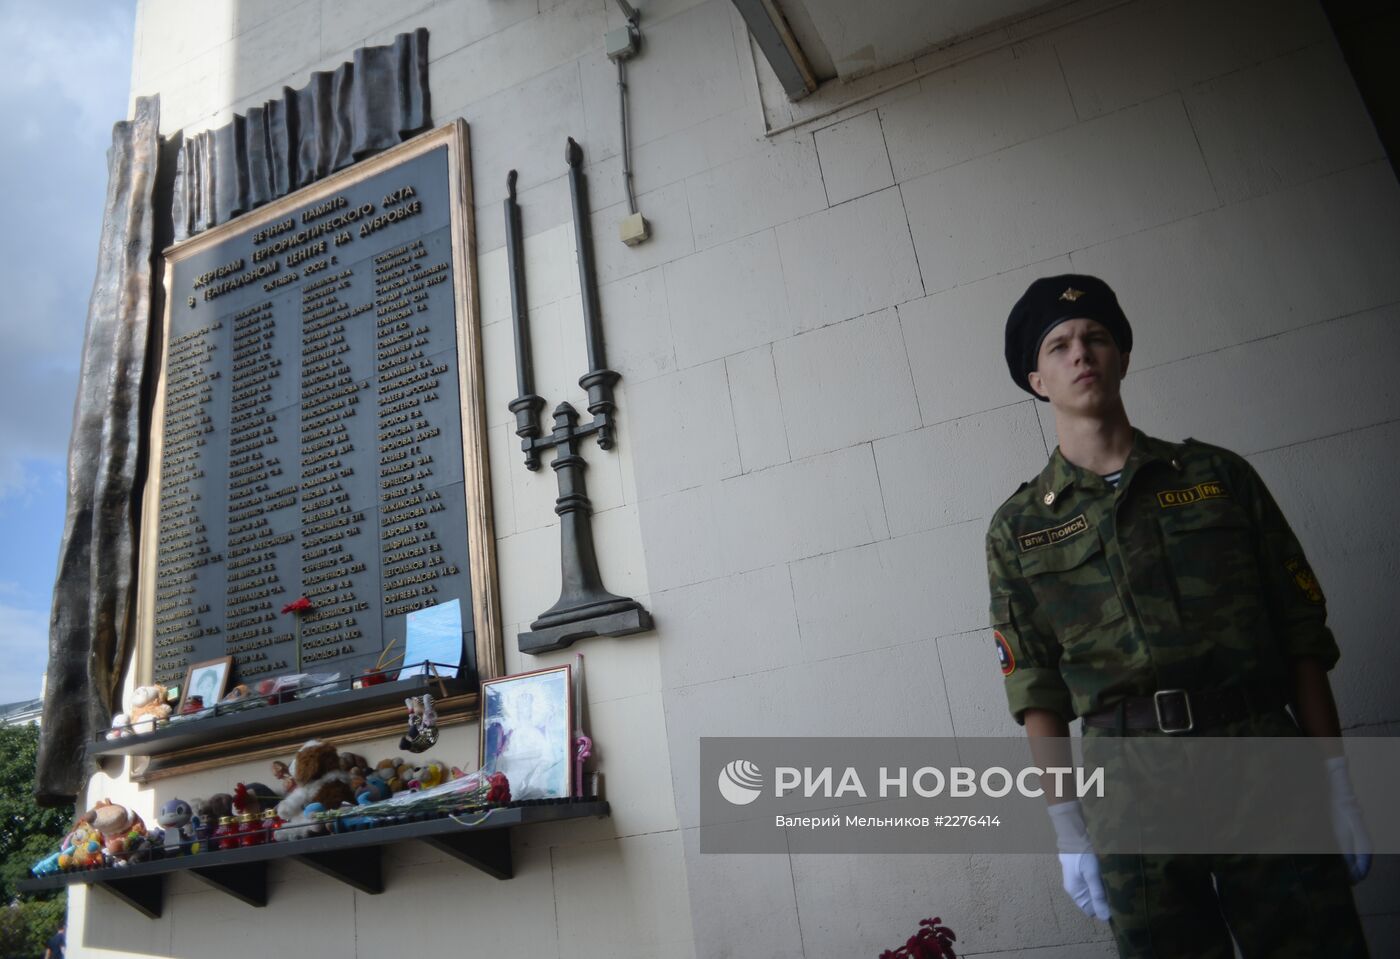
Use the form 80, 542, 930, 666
274, 740, 356, 840
128, 684, 171, 732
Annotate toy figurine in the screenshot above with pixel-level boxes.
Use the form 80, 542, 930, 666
271, 760, 296, 794
399, 693, 439, 753
157, 799, 196, 855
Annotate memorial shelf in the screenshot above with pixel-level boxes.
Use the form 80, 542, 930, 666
91, 666, 468, 760
18, 799, 610, 917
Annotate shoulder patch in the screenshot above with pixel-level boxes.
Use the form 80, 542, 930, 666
1284, 556, 1325, 605
994, 630, 1015, 676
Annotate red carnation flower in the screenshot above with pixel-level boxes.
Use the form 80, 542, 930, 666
281, 596, 314, 615
485, 772, 511, 805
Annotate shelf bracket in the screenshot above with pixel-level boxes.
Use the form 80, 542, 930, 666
100, 874, 164, 918
294, 846, 384, 894
421, 828, 513, 879
189, 861, 268, 907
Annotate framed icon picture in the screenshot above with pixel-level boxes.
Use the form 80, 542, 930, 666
479, 664, 572, 800
179, 656, 232, 714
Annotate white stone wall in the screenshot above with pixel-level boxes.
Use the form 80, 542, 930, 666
95, 0, 1400, 955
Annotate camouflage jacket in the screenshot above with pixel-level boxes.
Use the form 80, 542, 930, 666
985, 430, 1337, 724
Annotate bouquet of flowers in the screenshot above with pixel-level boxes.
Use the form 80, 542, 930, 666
311, 768, 511, 832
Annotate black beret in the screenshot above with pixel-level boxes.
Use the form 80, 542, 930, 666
1004, 274, 1132, 399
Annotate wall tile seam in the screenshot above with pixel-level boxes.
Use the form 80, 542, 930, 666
664, 623, 957, 693
1047, 153, 1400, 268
1055, 33, 1337, 126
863, 441, 897, 555
496, 498, 642, 539
1239, 415, 1400, 465
927, 626, 962, 739
889, 87, 1190, 198
1178, 36, 1344, 100
633, 426, 914, 505
669, 301, 929, 377
892, 184, 929, 329
878, 100, 1086, 189
1119, 299, 1400, 381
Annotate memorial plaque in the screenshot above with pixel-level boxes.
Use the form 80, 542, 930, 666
142, 123, 497, 694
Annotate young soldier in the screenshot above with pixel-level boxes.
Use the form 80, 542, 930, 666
986, 274, 1372, 957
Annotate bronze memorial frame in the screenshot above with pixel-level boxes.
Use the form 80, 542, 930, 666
131, 121, 502, 779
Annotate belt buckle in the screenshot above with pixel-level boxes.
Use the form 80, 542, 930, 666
1153, 689, 1194, 734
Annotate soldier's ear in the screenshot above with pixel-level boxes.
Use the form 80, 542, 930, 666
1027, 370, 1049, 400
1119, 351, 1130, 378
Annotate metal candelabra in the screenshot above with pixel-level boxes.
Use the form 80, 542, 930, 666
506, 138, 653, 654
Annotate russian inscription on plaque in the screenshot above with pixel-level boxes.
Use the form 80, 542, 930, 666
152, 142, 477, 690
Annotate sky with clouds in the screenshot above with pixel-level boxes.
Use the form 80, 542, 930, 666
0, 0, 136, 704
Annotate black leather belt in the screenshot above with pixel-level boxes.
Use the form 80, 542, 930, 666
1081, 686, 1287, 734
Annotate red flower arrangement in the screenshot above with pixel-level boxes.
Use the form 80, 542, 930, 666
485, 772, 511, 806
878, 917, 957, 959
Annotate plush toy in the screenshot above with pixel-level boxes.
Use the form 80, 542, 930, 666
274, 740, 356, 840
187, 793, 233, 853
400, 694, 439, 753
371, 757, 405, 793
270, 760, 296, 794
128, 684, 172, 732
106, 712, 131, 740
338, 751, 369, 775
157, 798, 195, 855
232, 782, 280, 816
58, 821, 104, 870
91, 800, 148, 861
354, 773, 393, 805
406, 759, 448, 791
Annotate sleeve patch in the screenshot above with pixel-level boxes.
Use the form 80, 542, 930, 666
1284, 556, 1325, 605
994, 630, 1016, 676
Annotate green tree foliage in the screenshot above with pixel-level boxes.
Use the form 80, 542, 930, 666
1, 897, 65, 959
0, 725, 71, 958
1, 724, 74, 902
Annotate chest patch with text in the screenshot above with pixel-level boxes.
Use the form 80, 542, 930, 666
1018, 513, 1089, 552
1157, 480, 1228, 508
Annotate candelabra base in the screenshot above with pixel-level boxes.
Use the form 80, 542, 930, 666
518, 606, 653, 654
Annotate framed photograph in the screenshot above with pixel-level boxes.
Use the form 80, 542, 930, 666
179, 657, 232, 714
479, 664, 573, 800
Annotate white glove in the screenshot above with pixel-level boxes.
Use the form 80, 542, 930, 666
1325, 756, 1372, 882
1048, 800, 1111, 921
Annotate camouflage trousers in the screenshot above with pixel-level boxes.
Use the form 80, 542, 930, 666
1097, 851, 1367, 958
1085, 710, 1369, 958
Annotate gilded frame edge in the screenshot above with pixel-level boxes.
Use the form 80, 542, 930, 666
130, 120, 502, 775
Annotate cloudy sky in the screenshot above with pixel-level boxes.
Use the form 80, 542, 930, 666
0, 0, 136, 703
